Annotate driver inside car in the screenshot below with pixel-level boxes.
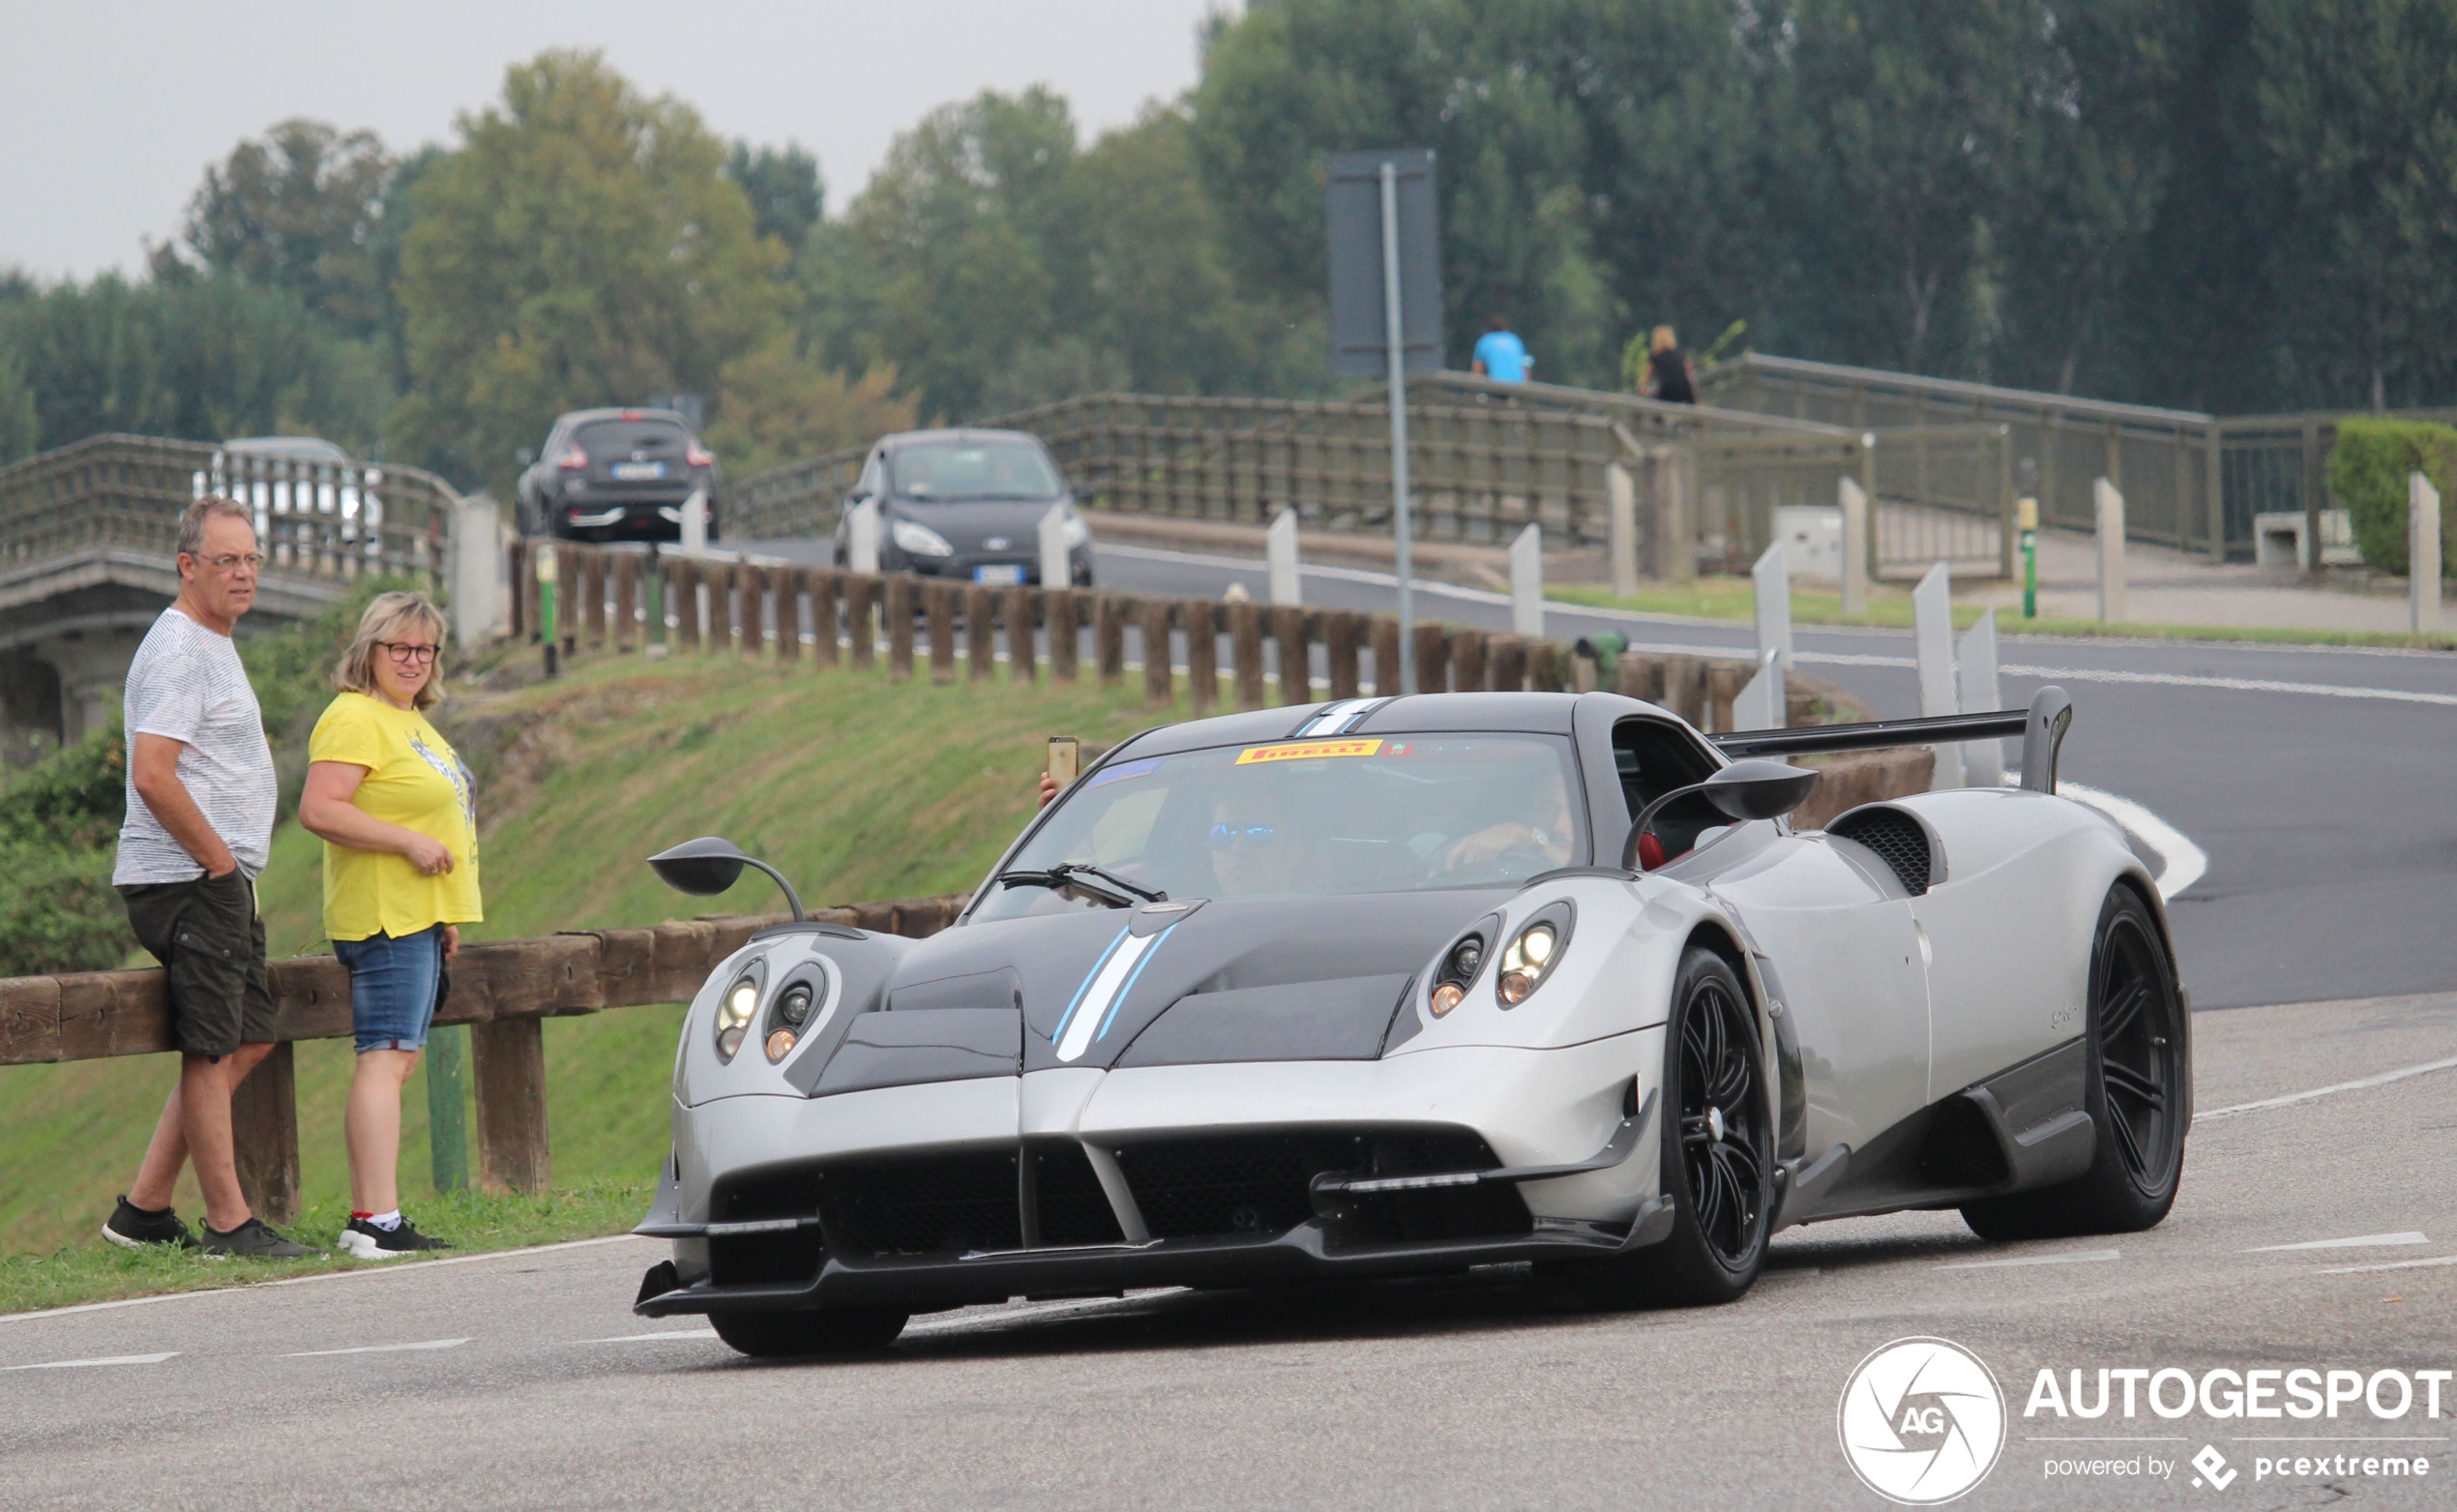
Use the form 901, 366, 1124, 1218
1441, 780, 1575, 876
1206, 790, 1309, 897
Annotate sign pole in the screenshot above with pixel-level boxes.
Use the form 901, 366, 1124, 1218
1380, 162, 1417, 696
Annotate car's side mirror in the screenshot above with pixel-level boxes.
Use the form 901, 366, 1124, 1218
648, 836, 806, 920
1619, 759, 1821, 871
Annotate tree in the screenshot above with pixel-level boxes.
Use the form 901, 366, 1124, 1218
703, 342, 918, 475
727, 141, 825, 254
167, 119, 396, 341
389, 50, 786, 493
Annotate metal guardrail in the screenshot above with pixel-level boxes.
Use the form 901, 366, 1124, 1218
0, 433, 459, 584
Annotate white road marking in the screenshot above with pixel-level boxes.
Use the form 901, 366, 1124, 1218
0, 1233, 652, 1327
2, 1351, 179, 1372
576, 1329, 720, 1345
2056, 781, 2209, 900
2196, 1053, 2457, 1123
282, 1337, 468, 1358
1938, 1249, 2121, 1271
2318, 1253, 2457, 1276
2245, 1232, 2428, 1253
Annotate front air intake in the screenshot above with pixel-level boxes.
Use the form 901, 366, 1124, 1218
1830, 806, 1936, 896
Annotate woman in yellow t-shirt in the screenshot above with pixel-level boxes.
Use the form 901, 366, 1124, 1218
299, 592, 482, 1260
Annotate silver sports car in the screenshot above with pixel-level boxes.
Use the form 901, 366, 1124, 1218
632, 687, 2189, 1356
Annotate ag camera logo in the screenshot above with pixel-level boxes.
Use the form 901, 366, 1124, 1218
1839, 1337, 2008, 1503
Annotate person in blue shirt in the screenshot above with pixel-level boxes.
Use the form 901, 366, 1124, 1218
1471, 316, 1532, 383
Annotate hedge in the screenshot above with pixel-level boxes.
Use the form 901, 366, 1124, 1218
2325, 417, 2457, 577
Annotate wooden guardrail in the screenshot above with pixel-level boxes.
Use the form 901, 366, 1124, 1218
0, 896, 967, 1224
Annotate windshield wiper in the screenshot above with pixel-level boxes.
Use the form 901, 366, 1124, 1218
994, 862, 1166, 908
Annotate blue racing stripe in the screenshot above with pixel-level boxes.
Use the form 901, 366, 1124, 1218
1096, 924, 1177, 1041
1051, 927, 1130, 1044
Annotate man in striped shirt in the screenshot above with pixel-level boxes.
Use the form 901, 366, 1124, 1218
102, 497, 312, 1259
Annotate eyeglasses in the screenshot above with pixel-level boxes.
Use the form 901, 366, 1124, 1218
1208, 822, 1280, 852
377, 641, 440, 665
194, 551, 266, 572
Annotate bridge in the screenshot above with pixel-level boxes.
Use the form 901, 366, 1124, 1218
0, 434, 466, 752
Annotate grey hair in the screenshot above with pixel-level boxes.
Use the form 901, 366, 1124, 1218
334, 591, 450, 710
178, 496, 255, 561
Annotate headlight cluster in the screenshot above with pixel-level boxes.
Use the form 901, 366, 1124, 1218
765, 979, 816, 1062
714, 962, 764, 1060
1427, 911, 1502, 1017
1494, 901, 1575, 1008
891, 518, 955, 557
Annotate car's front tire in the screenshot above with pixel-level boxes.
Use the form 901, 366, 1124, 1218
1962, 883, 2187, 1240
710, 1305, 908, 1358
1573, 946, 1770, 1309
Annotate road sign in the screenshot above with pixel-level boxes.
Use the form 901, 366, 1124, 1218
1326, 149, 1443, 377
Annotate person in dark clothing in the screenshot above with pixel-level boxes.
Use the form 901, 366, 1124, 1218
1643, 326, 1697, 404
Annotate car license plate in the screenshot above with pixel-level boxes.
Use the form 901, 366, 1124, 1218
972, 564, 1026, 586
610, 460, 667, 481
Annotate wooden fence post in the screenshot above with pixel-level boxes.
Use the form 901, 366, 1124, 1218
1411, 623, 1451, 694
672, 559, 701, 653
470, 1018, 549, 1195
1325, 610, 1362, 699
1490, 636, 1529, 692
1229, 600, 1265, 709
230, 1041, 298, 1225
965, 584, 998, 681
1617, 653, 1667, 704
1529, 641, 1566, 693
1663, 653, 1702, 726
733, 564, 760, 657
1140, 598, 1175, 705
1047, 589, 1080, 681
1096, 595, 1126, 686
845, 575, 877, 670
582, 549, 607, 650
776, 568, 801, 663
1183, 600, 1220, 713
1705, 659, 1745, 733
886, 576, 917, 680
509, 539, 530, 641
924, 580, 957, 682
809, 570, 841, 668
1003, 585, 1036, 682
1272, 608, 1311, 704
1370, 616, 1402, 695
613, 552, 638, 653
1450, 629, 1489, 692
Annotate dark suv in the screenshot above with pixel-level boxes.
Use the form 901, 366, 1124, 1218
517, 408, 720, 541
832, 429, 1093, 585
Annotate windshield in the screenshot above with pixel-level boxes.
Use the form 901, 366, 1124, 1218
891, 439, 1062, 501
971, 733, 1584, 921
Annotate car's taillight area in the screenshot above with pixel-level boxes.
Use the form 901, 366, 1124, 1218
556, 444, 588, 471
686, 443, 714, 468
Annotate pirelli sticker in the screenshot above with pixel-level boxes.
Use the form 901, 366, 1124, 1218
1236, 738, 1382, 765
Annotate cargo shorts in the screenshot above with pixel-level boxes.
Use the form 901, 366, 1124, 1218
117, 870, 277, 1059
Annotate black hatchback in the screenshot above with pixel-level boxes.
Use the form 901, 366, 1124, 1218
517, 408, 720, 542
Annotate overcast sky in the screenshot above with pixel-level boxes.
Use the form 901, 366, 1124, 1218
1, 0, 1227, 281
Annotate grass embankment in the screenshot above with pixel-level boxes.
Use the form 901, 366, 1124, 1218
1, 651, 1167, 1313
1550, 578, 2457, 650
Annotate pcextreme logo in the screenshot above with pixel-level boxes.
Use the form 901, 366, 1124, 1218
1838, 1337, 2009, 1504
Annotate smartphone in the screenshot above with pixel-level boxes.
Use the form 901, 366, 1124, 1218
1048, 735, 1080, 786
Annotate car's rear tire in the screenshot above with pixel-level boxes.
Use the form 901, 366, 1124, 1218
1962, 883, 2187, 1240
709, 1305, 908, 1358
1573, 946, 1770, 1309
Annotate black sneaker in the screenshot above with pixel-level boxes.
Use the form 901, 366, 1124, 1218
200, 1217, 316, 1259
338, 1216, 455, 1260
102, 1195, 197, 1252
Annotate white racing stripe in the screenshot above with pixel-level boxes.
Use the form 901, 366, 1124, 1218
1054, 929, 1164, 1063
2196, 1053, 2457, 1122
2, 1351, 179, 1372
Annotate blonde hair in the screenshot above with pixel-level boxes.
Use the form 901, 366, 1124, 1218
1650, 326, 1678, 354
335, 591, 449, 710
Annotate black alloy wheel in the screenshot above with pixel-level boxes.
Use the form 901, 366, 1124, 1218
1963, 884, 2188, 1240
1570, 946, 1770, 1309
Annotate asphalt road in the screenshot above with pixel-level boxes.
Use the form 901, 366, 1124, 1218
8, 990, 2453, 1509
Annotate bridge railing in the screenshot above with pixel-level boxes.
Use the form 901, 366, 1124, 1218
0, 433, 458, 582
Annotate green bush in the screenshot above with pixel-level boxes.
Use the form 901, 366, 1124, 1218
2325, 418, 2457, 577
0, 726, 133, 975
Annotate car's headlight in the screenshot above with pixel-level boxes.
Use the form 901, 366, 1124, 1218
1428, 911, 1502, 1018
1058, 509, 1088, 548
1495, 901, 1575, 1007
714, 964, 764, 1059
891, 518, 954, 556
764, 979, 815, 1062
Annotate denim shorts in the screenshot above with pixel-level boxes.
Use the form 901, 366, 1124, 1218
335, 925, 445, 1053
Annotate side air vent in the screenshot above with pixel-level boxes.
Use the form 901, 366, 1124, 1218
1830, 806, 1936, 896
1915, 1096, 2011, 1190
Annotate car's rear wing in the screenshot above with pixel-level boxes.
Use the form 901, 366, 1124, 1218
1707, 686, 2073, 794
